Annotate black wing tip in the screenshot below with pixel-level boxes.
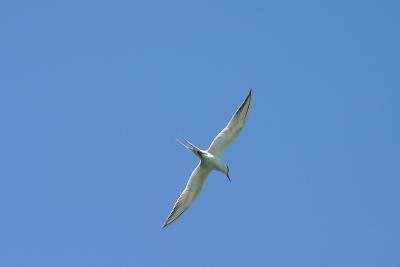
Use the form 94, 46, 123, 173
162, 215, 173, 229
162, 206, 184, 229
162, 217, 173, 229
247, 89, 252, 100
235, 89, 252, 116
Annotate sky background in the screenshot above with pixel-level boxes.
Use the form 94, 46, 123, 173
0, 0, 399, 266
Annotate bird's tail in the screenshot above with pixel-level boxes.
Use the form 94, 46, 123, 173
176, 138, 202, 153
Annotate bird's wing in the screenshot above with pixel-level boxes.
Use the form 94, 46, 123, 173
207, 90, 252, 157
163, 162, 212, 228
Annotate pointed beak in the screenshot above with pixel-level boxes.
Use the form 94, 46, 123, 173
226, 166, 231, 182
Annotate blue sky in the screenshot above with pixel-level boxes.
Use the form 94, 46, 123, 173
0, 0, 399, 266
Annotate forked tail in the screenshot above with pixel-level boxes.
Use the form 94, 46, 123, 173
176, 138, 202, 154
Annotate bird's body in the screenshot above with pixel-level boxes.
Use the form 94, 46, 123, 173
163, 90, 252, 228
198, 151, 228, 174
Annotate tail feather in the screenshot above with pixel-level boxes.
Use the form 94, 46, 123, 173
176, 138, 201, 152
176, 138, 191, 149
183, 138, 201, 151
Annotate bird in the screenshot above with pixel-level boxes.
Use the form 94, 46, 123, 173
162, 89, 252, 228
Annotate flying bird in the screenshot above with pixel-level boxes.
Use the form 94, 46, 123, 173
163, 89, 252, 228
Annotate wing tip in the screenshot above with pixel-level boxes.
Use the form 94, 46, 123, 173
162, 217, 177, 229
247, 88, 252, 101
236, 89, 252, 117
162, 216, 172, 228
162, 215, 174, 229
162, 204, 184, 229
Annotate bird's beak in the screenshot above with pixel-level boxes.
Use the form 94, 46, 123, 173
226, 166, 231, 182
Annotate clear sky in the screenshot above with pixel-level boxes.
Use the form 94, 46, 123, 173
0, 0, 399, 266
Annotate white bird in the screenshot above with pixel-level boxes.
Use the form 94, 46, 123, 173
163, 89, 252, 228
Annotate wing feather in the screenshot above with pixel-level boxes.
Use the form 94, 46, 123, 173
163, 163, 211, 228
207, 90, 252, 157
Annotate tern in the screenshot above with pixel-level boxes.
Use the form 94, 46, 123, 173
163, 89, 252, 228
